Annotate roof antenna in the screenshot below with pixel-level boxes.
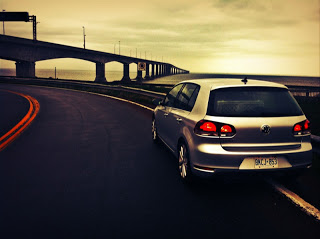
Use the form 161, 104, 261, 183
241, 77, 248, 84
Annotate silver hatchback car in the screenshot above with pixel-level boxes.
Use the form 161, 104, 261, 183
152, 79, 312, 181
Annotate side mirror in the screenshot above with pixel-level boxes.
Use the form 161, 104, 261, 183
152, 98, 163, 106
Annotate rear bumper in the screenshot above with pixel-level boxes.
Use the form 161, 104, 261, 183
189, 142, 313, 177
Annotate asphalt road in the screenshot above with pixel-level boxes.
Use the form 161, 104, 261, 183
0, 84, 319, 239
0, 89, 30, 137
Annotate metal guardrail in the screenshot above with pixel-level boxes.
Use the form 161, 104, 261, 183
0, 77, 166, 98
0, 76, 319, 151
1, 76, 319, 97
288, 86, 320, 98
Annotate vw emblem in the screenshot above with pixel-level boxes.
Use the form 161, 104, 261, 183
261, 125, 271, 135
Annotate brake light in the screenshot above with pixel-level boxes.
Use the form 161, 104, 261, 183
195, 120, 236, 137
294, 124, 302, 132
221, 125, 232, 133
293, 120, 311, 136
200, 122, 216, 132
304, 120, 310, 130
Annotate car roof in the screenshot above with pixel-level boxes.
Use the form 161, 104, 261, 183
178, 78, 288, 90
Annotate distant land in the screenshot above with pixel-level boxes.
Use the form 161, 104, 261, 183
0, 68, 319, 87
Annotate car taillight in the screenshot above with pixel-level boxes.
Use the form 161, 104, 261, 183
221, 125, 232, 133
294, 124, 302, 132
194, 120, 236, 137
293, 120, 311, 136
304, 120, 310, 130
200, 122, 216, 132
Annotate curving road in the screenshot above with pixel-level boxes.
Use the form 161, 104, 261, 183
0, 89, 30, 137
0, 84, 319, 239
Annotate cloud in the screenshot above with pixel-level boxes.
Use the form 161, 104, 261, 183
1, 0, 319, 76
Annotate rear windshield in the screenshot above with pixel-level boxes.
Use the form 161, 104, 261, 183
207, 87, 303, 117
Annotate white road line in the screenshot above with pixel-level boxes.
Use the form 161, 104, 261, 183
3, 83, 155, 112
91, 92, 154, 112
266, 178, 320, 221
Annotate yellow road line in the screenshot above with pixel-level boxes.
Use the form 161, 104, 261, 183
0, 90, 40, 151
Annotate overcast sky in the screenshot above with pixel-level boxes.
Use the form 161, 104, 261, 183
0, 0, 319, 76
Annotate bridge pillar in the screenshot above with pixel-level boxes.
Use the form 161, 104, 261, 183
136, 70, 143, 82
156, 64, 159, 76
145, 63, 150, 80
151, 64, 155, 78
121, 63, 130, 82
166, 65, 170, 75
95, 62, 106, 83
136, 62, 143, 82
16, 61, 35, 78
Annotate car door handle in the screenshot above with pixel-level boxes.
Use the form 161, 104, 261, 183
176, 118, 183, 123
164, 113, 169, 117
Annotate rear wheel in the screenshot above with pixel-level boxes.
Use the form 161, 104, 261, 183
152, 118, 159, 143
178, 143, 193, 182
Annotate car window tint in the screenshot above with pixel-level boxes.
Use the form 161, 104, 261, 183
175, 84, 199, 111
188, 86, 200, 110
207, 87, 303, 117
163, 84, 183, 107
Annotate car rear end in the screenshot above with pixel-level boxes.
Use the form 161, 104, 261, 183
188, 81, 313, 177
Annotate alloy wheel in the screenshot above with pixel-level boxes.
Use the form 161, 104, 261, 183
152, 119, 158, 142
179, 144, 188, 179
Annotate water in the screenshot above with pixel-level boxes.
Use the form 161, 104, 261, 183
146, 73, 320, 87
1, 68, 319, 87
0, 68, 143, 82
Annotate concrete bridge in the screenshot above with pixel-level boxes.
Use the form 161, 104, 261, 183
0, 35, 189, 82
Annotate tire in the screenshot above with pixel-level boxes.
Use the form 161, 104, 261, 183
152, 118, 159, 143
178, 142, 193, 182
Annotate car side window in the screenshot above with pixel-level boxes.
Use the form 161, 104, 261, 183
188, 86, 200, 110
163, 84, 184, 107
175, 84, 200, 111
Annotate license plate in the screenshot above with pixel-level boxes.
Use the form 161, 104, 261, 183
254, 157, 278, 169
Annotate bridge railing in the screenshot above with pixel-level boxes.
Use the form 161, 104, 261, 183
1, 76, 319, 152
286, 86, 320, 98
